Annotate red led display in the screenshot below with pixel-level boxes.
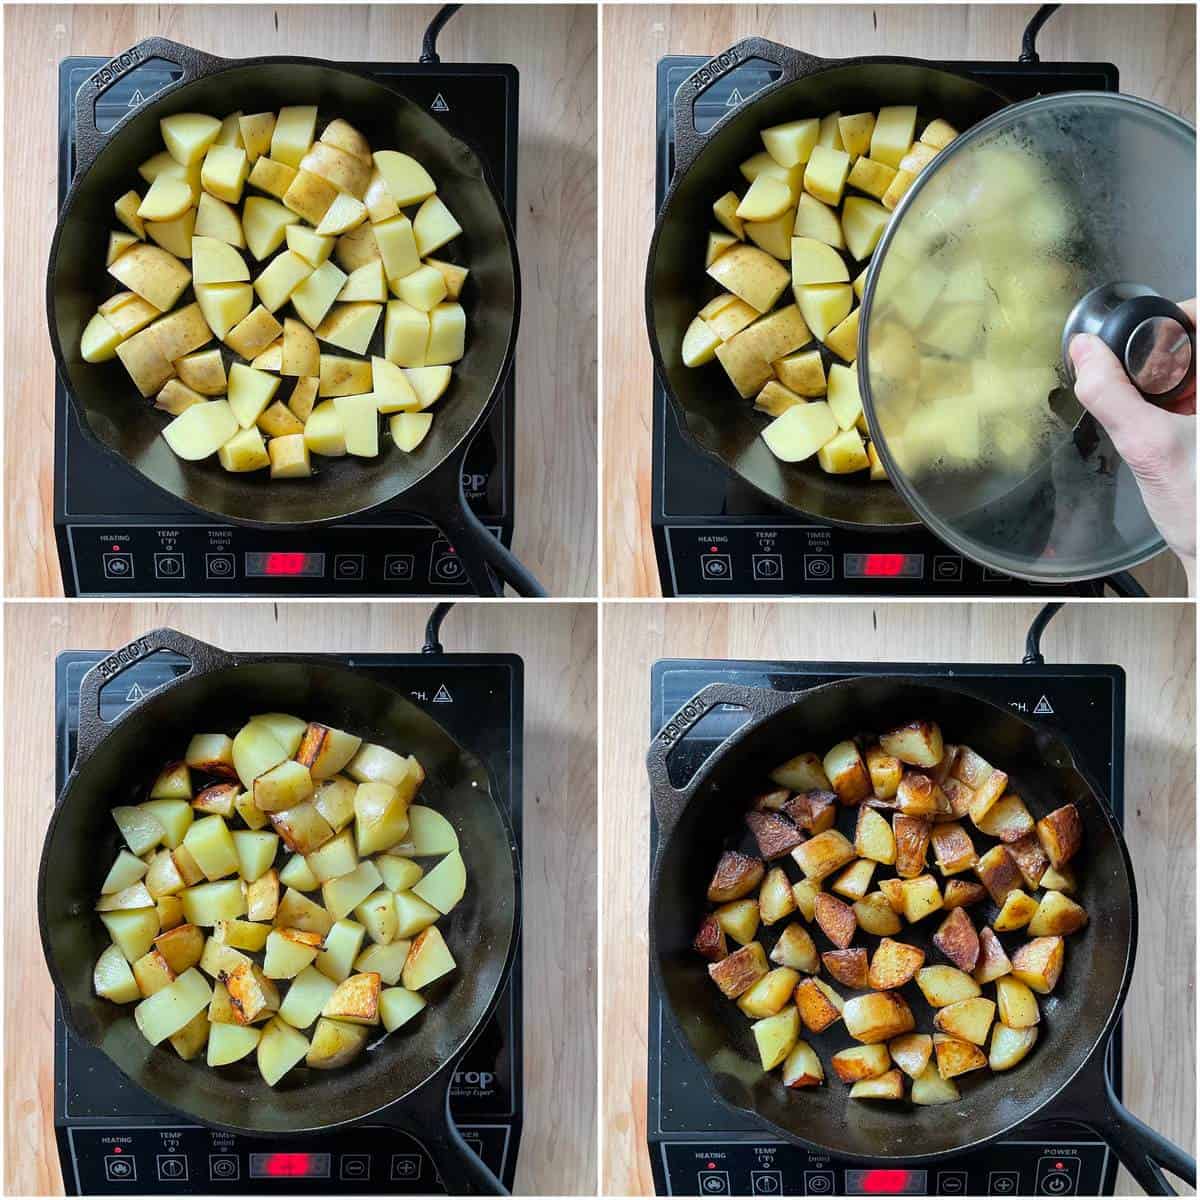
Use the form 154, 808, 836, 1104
863, 553, 907, 577
264, 552, 309, 576
860, 1169, 913, 1193
263, 1153, 314, 1177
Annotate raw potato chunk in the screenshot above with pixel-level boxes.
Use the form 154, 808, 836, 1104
761, 118, 820, 168
134, 968, 212, 1045
843, 990, 914, 1044
258, 1017, 310, 1086
708, 244, 791, 314
870, 106, 918, 167
840, 196, 890, 261
804, 146, 851, 206
109, 243, 192, 315
94, 943, 142, 1004
795, 284, 853, 343
208, 1022, 261, 1067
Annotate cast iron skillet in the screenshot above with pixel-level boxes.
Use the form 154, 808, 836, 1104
47, 37, 545, 597
645, 38, 1009, 530
38, 628, 521, 1195
647, 676, 1195, 1194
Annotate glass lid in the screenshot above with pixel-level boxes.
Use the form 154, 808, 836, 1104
861, 92, 1196, 584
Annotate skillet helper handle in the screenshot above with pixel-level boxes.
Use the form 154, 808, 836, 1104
400, 1077, 509, 1195
73, 37, 228, 174
673, 38, 824, 174
75, 627, 235, 761
647, 682, 796, 832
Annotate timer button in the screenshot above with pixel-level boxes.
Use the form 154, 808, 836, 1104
804, 554, 834, 581
206, 553, 235, 580
805, 1169, 835, 1194
208, 1155, 239, 1181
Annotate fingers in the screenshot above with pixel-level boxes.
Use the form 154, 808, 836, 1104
1069, 333, 1149, 442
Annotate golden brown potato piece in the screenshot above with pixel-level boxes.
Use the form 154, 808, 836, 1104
1007, 832, 1050, 889
942, 777, 975, 819
893, 814, 932, 878
831, 859, 876, 901
996, 976, 1041, 1028
769, 752, 831, 793
930, 821, 977, 875
693, 915, 728, 963
753, 787, 791, 811
823, 740, 872, 805
974, 844, 1023, 904
867, 938, 925, 989
849, 1068, 906, 1100
934, 996, 996, 1046
781, 1039, 824, 1088
708, 942, 769, 998
744, 810, 805, 860
1042, 863, 1078, 893
917, 965, 981, 1006
933, 906, 979, 972
973, 926, 1012, 984
994, 890, 1039, 932
975, 793, 1034, 843
814, 892, 857, 949
843, 990, 915, 1044
1010, 936, 1065, 994
832, 1043, 891, 1082
967, 769, 1010, 825
989, 1023, 1038, 1071
1027, 891, 1088, 937
888, 1032, 933, 1079
878, 877, 906, 913
737, 967, 802, 1018
792, 829, 856, 881
707, 850, 765, 902
822, 947, 869, 989
896, 772, 947, 817
899, 875, 943, 924
865, 745, 903, 800
1036, 804, 1083, 869
933, 1032, 987, 1079
855, 806, 897, 864
943, 879, 987, 909
771, 922, 819, 973
952, 746, 994, 789
786, 790, 838, 834
193, 781, 238, 817
854, 892, 902, 937
879, 720, 944, 768
929, 743, 960, 785
791, 879, 821, 922
714, 899, 760, 945
760, 867, 797, 925
794, 976, 844, 1032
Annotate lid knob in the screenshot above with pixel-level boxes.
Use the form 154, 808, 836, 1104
1062, 283, 1196, 407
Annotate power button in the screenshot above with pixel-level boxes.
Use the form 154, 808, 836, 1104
1035, 1158, 1079, 1195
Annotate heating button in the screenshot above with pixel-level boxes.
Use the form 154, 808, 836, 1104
697, 1170, 730, 1194
104, 1155, 137, 1182
700, 553, 732, 581
102, 554, 133, 580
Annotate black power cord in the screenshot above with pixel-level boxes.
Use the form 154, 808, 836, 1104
1103, 571, 1149, 598
1023, 602, 1063, 664
1019, 4, 1061, 62
421, 5, 462, 64
422, 603, 455, 654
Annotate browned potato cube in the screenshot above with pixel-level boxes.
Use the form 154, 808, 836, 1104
823, 740, 872, 805
933, 1032, 987, 1079
973, 926, 1012, 984
1036, 804, 1083, 869
864, 745, 902, 800
814, 892, 857, 949
154, 923, 204, 974
952, 746, 994, 789
843, 990, 915, 1044
759, 867, 797, 925
781, 1039, 824, 1088
943, 879, 987, 909
771, 922, 819, 973
737, 967, 802, 1017
832, 1042, 891, 1082
791, 879, 821, 922
934, 996, 995, 1046
786, 791, 838, 834
989, 1022, 1038, 1071
974, 844, 1023, 904
714, 899, 760, 944
1041, 863, 1078, 893
996, 976, 1041, 1028
1007, 832, 1050, 889
896, 771, 947, 817
707, 850, 765, 902
888, 1032, 932, 1079
849, 1067, 905, 1100
929, 744, 960, 785
193, 782, 239, 817
930, 821, 977, 875
822, 948, 869, 989
867, 937, 925, 989
917, 965, 981, 1006
878, 878, 906, 913
1010, 936, 1065, 994
792, 829, 856, 881
794, 976, 844, 1032
855, 806, 897, 865
994, 890, 1039, 932
899, 875, 943, 924
854, 892, 902, 937
1027, 891, 1088, 937
708, 941, 769, 998
942, 777, 975, 819
967, 768, 1009, 825
879, 720, 944, 768
975, 793, 1034, 842
933, 907, 979, 972
693, 915, 728, 962
770, 753, 831, 793
893, 814, 932, 878
744, 810, 804, 860
753, 787, 791, 812
831, 859, 876, 901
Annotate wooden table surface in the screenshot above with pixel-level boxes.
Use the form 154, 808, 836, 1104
3, 3, 597, 597
601, 4, 1196, 597
601, 601, 1196, 1195
3, 601, 598, 1195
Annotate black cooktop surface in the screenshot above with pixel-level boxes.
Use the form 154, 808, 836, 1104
54, 650, 523, 1194
651, 55, 1119, 597
648, 656, 1124, 1197
54, 56, 517, 597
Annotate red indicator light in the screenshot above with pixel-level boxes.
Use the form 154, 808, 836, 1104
864, 553, 906, 577
265, 1153, 313, 1177
861, 1169, 911, 1193
709, 546, 719, 553
264, 552, 308, 576
111, 545, 121, 553
707, 1161, 716, 1170
112, 1147, 123, 1154
1056, 1162, 1065, 1170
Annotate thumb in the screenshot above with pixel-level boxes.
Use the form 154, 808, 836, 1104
1069, 333, 1151, 450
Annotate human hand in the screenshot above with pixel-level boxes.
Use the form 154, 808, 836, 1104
1069, 299, 1197, 594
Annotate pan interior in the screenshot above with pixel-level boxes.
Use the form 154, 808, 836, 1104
49, 61, 517, 525
651, 677, 1130, 1159
649, 62, 1007, 528
41, 660, 518, 1134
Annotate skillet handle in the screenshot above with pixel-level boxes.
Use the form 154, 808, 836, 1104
73, 37, 229, 175
76, 627, 236, 762
673, 38, 825, 175
646, 682, 797, 833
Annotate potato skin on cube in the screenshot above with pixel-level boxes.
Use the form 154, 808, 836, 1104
707, 850, 765, 902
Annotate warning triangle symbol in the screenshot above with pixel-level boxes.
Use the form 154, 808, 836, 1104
432, 684, 453, 703
125, 683, 147, 702
431, 93, 450, 113
725, 88, 744, 108
128, 89, 145, 107
1034, 695, 1054, 715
